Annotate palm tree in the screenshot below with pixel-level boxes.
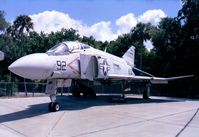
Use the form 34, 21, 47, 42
131, 23, 153, 71
6, 15, 33, 42
10, 15, 34, 96
131, 23, 152, 44
13, 15, 33, 37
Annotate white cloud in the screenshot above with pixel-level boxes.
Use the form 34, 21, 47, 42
30, 10, 116, 42
138, 9, 166, 26
30, 10, 84, 34
29, 9, 166, 43
90, 21, 117, 42
116, 13, 137, 35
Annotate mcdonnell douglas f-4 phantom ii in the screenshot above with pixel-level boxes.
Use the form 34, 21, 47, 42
8, 41, 193, 112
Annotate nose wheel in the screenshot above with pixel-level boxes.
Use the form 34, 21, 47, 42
48, 102, 60, 112
49, 94, 60, 112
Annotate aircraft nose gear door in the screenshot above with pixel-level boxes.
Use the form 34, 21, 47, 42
80, 54, 98, 81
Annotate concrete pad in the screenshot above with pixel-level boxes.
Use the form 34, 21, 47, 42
0, 95, 199, 137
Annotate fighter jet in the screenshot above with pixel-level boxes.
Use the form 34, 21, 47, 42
8, 41, 193, 112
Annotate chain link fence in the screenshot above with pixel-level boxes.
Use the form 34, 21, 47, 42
0, 81, 47, 97
0, 80, 197, 98
0, 81, 145, 97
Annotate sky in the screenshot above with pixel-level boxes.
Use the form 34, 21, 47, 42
0, 0, 182, 50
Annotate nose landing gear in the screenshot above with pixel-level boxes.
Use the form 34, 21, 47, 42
48, 94, 60, 112
46, 79, 60, 112
48, 102, 60, 112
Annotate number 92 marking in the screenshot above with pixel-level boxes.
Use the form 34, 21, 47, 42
57, 61, 66, 71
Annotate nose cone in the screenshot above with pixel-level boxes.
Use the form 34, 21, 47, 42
8, 53, 53, 80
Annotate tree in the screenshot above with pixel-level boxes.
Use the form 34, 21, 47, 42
131, 23, 154, 71
6, 15, 34, 56
176, 0, 199, 76
178, 0, 199, 35
148, 1, 199, 97
0, 10, 8, 32
131, 23, 152, 43
5, 15, 34, 94
13, 15, 33, 36
6, 15, 33, 41
107, 33, 132, 57
150, 17, 183, 75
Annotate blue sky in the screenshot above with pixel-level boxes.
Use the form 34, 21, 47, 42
0, 0, 182, 48
1, 0, 181, 24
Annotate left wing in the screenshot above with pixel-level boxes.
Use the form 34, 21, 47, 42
108, 74, 194, 84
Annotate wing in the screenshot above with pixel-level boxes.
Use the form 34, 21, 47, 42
108, 74, 194, 84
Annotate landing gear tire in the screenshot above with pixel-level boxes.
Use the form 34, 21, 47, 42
48, 102, 60, 112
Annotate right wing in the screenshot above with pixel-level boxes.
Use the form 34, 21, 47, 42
108, 74, 194, 84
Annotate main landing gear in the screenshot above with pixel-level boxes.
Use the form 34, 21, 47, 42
143, 83, 151, 99
72, 81, 96, 98
108, 81, 128, 103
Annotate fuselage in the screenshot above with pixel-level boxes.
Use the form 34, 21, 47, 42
8, 41, 133, 80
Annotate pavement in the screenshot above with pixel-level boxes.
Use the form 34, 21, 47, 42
0, 95, 199, 137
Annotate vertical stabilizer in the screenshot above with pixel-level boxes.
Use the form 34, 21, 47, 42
122, 46, 135, 68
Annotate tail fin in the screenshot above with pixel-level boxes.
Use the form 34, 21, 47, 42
122, 46, 135, 68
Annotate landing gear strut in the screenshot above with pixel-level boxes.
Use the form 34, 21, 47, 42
143, 83, 151, 99
46, 79, 60, 112
108, 81, 127, 103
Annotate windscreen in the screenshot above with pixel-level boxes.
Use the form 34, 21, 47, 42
46, 41, 91, 55
46, 43, 69, 55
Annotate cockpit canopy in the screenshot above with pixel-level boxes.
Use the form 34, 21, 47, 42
46, 41, 91, 55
